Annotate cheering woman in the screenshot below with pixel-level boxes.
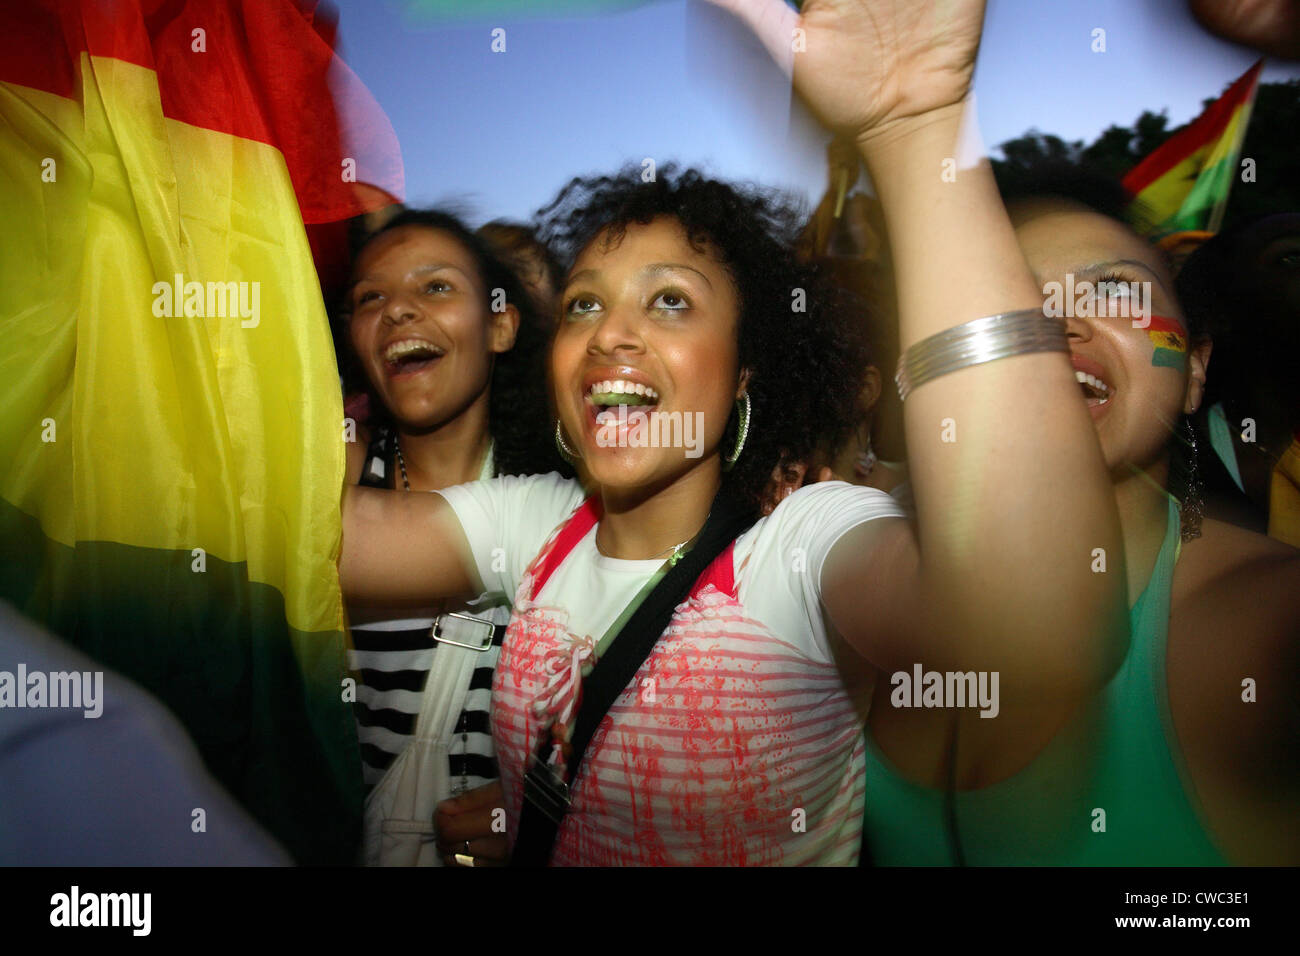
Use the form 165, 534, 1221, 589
337, 209, 560, 863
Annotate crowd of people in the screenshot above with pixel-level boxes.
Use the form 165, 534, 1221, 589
5, 0, 1295, 871
330, 0, 1300, 867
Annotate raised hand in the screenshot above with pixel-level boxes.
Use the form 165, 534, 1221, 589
708, 0, 987, 143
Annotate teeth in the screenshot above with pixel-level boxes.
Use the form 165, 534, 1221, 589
589, 379, 659, 402
384, 339, 443, 363
1073, 369, 1110, 394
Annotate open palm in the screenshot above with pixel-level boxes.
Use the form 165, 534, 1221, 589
710, 0, 987, 140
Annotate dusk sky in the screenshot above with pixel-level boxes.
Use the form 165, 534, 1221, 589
329, 0, 1300, 223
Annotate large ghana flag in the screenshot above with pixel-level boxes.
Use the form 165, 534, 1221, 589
0, 0, 402, 862
1123, 59, 1263, 238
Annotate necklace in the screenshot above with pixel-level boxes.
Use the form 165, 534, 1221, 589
596, 533, 689, 565
657, 539, 689, 565
394, 435, 411, 491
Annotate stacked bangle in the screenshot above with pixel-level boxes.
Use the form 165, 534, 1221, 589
894, 308, 1067, 401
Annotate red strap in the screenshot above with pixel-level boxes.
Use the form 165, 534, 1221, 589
528, 496, 601, 601
689, 541, 737, 600
528, 497, 738, 603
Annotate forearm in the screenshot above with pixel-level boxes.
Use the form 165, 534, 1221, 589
859, 104, 1128, 692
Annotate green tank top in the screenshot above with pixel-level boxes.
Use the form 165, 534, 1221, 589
860, 496, 1228, 865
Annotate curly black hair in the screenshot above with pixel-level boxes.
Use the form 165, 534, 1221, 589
535, 164, 869, 512
332, 208, 567, 479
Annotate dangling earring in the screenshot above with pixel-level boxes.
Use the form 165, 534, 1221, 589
1179, 417, 1204, 541
854, 424, 877, 477
555, 421, 581, 463
722, 393, 751, 471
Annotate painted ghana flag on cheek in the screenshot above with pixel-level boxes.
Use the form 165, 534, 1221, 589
0, 0, 402, 863
1147, 314, 1189, 369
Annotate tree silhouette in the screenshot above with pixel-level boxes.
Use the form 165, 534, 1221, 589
992, 80, 1300, 230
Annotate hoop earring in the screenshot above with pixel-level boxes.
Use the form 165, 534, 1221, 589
555, 420, 581, 464
722, 393, 751, 471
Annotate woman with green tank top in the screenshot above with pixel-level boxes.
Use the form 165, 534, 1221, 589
860, 175, 1300, 866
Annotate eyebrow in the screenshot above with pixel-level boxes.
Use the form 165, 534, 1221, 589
565, 262, 714, 290
1076, 258, 1173, 297
350, 262, 472, 289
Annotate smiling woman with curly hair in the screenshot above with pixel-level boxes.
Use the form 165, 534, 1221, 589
346, 168, 896, 867
535, 164, 870, 512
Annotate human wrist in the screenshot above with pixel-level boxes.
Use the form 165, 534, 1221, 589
854, 100, 971, 185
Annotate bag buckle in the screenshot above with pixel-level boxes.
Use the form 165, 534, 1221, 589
431, 611, 496, 652
522, 750, 572, 825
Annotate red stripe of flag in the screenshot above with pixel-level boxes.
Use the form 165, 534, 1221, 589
1147, 314, 1187, 336
1122, 60, 1262, 198
0, 0, 403, 224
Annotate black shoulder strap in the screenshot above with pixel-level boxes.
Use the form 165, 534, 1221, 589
510, 489, 756, 866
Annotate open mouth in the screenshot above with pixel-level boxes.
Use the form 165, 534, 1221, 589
382, 338, 445, 377
1074, 369, 1112, 409
586, 378, 660, 428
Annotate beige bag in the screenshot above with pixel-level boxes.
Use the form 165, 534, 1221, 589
361, 633, 480, 866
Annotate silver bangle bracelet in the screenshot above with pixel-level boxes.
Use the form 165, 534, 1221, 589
894, 308, 1067, 401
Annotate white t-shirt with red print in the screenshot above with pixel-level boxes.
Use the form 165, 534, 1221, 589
437, 473, 904, 865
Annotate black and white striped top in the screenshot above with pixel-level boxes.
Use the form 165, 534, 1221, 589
347, 427, 502, 793
349, 613, 506, 791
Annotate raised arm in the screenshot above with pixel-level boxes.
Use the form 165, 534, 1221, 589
339, 485, 480, 607
722, 0, 1128, 696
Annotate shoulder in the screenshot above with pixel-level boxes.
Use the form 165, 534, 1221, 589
436, 472, 585, 538
738, 480, 907, 586
733, 481, 908, 667
484, 471, 586, 509
1176, 519, 1300, 620
1169, 519, 1299, 750
763, 480, 905, 529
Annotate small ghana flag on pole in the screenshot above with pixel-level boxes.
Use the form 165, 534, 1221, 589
0, 0, 402, 863
1123, 59, 1263, 239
